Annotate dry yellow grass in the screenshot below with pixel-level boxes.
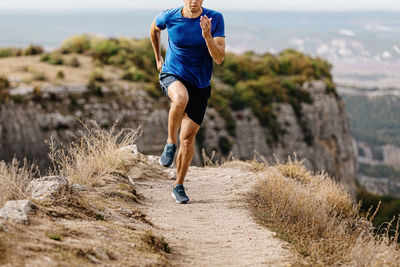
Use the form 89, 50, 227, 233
47, 119, 141, 187
0, 158, 38, 207
250, 156, 400, 266
0, 120, 173, 266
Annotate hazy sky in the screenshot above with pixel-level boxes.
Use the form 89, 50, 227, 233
1, 0, 400, 11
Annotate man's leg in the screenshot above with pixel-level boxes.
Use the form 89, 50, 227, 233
175, 114, 200, 186
166, 81, 189, 144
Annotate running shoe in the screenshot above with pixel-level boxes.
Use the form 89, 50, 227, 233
171, 184, 190, 204
159, 143, 177, 167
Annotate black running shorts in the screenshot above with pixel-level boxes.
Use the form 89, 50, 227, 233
159, 72, 211, 126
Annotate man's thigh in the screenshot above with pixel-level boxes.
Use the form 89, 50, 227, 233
167, 81, 189, 104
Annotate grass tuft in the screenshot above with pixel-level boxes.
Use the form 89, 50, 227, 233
47, 119, 141, 187
250, 156, 400, 265
46, 233, 62, 241
142, 230, 171, 254
0, 158, 39, 207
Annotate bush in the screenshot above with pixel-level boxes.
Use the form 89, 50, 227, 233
40, 53, 64, 65
23, 44, 44, 56
69, 57, 80, 67
40, 53, 51, 62
87, 80, 103, 97
0, 47, 22, 58
0, 76, 10, 102
0, 75, 10, 89
60, 34, 91, 54
48, 53, 64, 65
28, 67, 47, 81
121, 66, 149, 82
92, 39, 120, 64
56, 71, 65, 79
218, 136, 232, 156
89, 68, 105, 82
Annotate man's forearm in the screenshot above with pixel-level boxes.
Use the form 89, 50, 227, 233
204, 37, 225, 65
150, 23, 162, 61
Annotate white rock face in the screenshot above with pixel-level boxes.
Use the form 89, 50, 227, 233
26, 176, 69, 200
0, 200, 36, 225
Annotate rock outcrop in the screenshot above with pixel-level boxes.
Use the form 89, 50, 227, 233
0, 81, 357, 194
202, 81, 357, 194
0, 200, 36, 225
27, 175, 69, 200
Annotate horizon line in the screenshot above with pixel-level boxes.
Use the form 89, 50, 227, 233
1, 7, 400, 12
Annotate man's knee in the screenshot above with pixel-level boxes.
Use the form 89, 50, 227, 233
172, 94, 188, 109
180, 136, 195, 148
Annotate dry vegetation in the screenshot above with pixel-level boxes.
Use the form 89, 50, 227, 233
0, 122, 173, 266
47, 120, 141, 186
250, 157, 400, 266
0, 158, 39, 207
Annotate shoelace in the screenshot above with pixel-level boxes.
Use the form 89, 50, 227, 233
176, 186, 186, 195
165, 146, 175, 157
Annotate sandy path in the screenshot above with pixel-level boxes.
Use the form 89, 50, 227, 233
137, 162, 297, 266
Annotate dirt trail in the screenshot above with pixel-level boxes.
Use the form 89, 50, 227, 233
137, 161, 297, 266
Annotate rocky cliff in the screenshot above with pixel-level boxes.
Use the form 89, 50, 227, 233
0, 80, 357, 194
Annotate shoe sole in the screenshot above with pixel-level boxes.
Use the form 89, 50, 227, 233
159, 157, 172, 168
171, 192, 189, 204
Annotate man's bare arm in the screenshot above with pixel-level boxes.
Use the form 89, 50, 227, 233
200, 15, 225, 65
150, 20, 164, 72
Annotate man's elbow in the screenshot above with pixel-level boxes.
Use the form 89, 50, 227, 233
215, 56, 224, 65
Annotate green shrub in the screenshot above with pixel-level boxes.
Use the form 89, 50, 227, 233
60, 34, 91, 54
0, 76, 10, 102
69, 57, 80, 67
0, 76, 9, 89
23, 44, 44, 56
89, 68, 105, 82
28, 67, 46, 81
208, 88, 236, 137
92, 39, 120, 64
218, 136, 232, 155
40, 53, 51, 62
0, 47, 22, 58
121, 66, 149, 82
48, 53, 64, 65
40, 53, 64, 65
87, 80, 103, 97
56, 71, 65, 79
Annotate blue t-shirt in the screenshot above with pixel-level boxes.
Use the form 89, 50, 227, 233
155, 7, 225, 89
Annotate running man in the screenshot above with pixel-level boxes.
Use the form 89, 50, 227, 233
150, 0, 225, 203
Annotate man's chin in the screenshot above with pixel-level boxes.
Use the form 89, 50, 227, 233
190, 7, 201, 13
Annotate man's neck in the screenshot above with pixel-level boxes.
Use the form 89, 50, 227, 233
182, 7, 203, 18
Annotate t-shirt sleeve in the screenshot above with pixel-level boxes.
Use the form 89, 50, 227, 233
212, 12, 225, 38
155, 9, 169, 30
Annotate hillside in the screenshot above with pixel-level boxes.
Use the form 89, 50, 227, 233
0, 124, 398, 266
0, 35, 357, 195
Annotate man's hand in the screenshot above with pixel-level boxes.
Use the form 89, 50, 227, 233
157, 57, 164, 73
200, 15, 225, 65
200, 15, 213, 40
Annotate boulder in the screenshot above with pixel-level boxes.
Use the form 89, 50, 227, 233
27, 175, 69, 200
0, 200, 36, 225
